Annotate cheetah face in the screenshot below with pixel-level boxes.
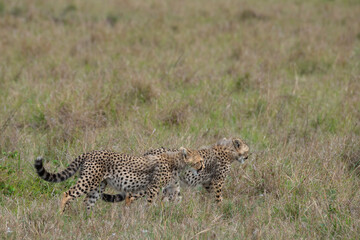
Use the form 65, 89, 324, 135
217, 137, 250, 163
232, 138, 249, 163
179, 147, 204, 172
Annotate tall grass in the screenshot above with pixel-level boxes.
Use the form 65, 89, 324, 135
1, 0, 360, 239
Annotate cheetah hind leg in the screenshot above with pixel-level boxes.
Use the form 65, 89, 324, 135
60, 173, 102, 213
84, 181, 107, 212
60, 192, 73, 214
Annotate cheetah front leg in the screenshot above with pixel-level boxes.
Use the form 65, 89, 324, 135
146, 168, 171, 204
162, 180, 181, 202
162, 171, 181, 202
211, 178, 225, 203
200, 178, 225, 203
209, 167, 230, 203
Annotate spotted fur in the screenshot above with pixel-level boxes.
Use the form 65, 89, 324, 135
34, 148, 204, 212
102, 137, 249, 203
101, 148, 198, 204
179, 138, 249, 202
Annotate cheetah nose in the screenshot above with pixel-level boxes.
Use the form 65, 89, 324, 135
244, 156, 248, 160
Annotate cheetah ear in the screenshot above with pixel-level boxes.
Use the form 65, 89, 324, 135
233, 139, 242, 148
179, 147, 187, 158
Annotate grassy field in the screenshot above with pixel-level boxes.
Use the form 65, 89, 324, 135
1, 0, 360, 239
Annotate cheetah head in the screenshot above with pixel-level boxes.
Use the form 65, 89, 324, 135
217, 137, 250, 163
179, 147, 204, 172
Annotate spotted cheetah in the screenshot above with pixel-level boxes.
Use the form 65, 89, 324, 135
102, 137, 249, 203
34, 148, 204, 212
104, 148, 204, 206
180, 137, 249, 202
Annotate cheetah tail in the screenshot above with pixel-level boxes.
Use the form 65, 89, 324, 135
102, 193, 126, 202
34, 154, 85, 183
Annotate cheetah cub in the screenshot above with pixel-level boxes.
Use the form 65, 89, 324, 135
102, 138, 249, 203
34, 147, 204, 213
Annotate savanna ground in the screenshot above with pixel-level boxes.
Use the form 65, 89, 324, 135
0, 0, 360, 239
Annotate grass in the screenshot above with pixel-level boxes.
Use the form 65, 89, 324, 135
0, 0, 360, 239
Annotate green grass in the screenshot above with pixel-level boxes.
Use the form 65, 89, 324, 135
0, 0, 360, 239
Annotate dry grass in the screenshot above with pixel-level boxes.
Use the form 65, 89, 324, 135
1, 0, 360, 239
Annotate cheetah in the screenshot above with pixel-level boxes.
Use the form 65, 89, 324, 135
103, 148, 203, 205
102, 137, 249, 203
34, 148, 204, 212
179, 137, 249, 202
